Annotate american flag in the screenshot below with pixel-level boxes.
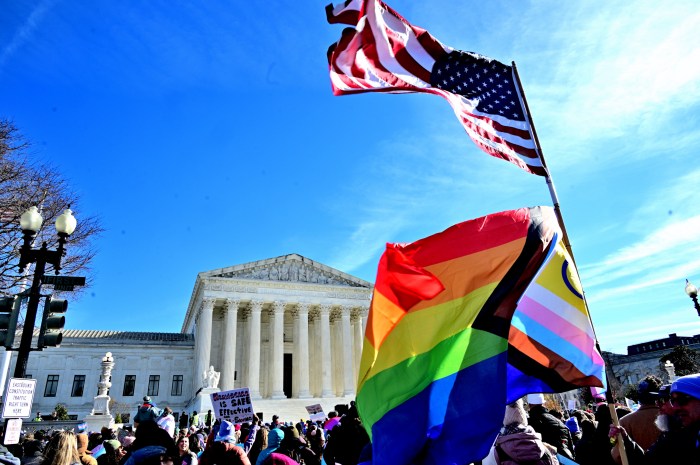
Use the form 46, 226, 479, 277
326, 0, 546, 176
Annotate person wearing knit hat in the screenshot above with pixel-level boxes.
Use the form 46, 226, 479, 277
97, 440, 125, 465
276, 425, 317, 465
482, 399, 558, 465
134, 397, 161, 429
198, 420, 249, 465
526, 394, 575, 460
610, 373, 700, 465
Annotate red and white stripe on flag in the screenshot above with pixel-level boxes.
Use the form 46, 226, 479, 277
326, 0, 546, 176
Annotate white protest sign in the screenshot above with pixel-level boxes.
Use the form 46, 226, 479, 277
2, 378, 37, 419
567, 399, 576, 410
305, 404, 326, 422
4, 418, 22, 445
211, 387, 255, 424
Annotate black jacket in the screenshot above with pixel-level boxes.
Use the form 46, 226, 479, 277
528, 407, 575, 459
623, 424, 700, 465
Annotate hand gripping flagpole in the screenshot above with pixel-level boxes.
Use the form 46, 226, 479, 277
511, 61, 629, 465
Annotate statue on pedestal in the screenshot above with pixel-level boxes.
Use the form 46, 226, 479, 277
664, 360, 677, 382
202, 365, 220, 389
192, 366, 220, 418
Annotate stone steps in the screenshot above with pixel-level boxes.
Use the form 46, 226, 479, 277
250, 396, 355, 424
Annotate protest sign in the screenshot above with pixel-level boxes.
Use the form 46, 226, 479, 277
211, 388, 255, 424
4, 419, 22, 445
305, 404, 326, 422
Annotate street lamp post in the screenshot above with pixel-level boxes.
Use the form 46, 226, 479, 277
685, 279, 700, 317
14, 206, 77, 378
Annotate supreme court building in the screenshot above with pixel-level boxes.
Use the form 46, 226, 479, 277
1, 254, 372, 420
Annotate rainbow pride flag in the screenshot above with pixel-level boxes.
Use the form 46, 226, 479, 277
357, 206, 605, 464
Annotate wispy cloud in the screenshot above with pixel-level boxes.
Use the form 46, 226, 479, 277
0, 0, 56, 74
327, 106, 550, 274
579, 168, 700, 351
519, 1, 700, 171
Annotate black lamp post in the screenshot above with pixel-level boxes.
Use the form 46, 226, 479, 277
685, 279, 700, 317
14, 206, 77, 378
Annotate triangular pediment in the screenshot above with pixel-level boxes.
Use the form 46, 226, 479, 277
200, 254, 372, 288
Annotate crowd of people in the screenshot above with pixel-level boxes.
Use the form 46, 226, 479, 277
4, 372, 700, 465
478, 372, 700, 464
0, 397, 369, 465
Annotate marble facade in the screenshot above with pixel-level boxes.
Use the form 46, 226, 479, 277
181, 254, 372, 400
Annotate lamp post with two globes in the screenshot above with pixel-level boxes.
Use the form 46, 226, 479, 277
14, 206, 77, 378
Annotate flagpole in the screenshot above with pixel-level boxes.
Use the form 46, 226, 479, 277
511, 61, 629, 465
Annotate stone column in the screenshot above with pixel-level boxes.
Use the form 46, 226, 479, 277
220, 299, 239, 391
85, 352, 116, 431
93, 352, 115, 413
194, 298, 215, 389
270, 301, 286, 399
295, 303, 311, 398
247, 300, 263, 399
340, 307, 355, 396
319, 304, 333, 397
352, 310, 364, 380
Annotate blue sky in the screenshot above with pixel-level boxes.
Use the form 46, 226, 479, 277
2, 0, 700, 354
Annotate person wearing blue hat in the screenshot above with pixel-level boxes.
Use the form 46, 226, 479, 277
199, 421, 249, 465
610, 372, 700, 464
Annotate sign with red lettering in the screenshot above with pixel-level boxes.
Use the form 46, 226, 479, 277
211, 387, 255, 424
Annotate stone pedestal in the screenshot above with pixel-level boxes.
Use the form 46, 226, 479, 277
84, 406, 114, 432
191, 387, 220, 422
83, 353, 115, 432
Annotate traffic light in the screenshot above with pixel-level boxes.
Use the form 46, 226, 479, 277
0, 296, 19, 349
38, 297, 67, 349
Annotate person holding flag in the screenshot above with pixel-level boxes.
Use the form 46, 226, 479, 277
610, 373, 700, 464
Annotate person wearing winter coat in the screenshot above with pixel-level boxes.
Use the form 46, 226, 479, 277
322, 408, 369, 465
484, 399, 559, 465
20, 441, 43, 465
526, 394, 575, 460
134, 397, 162, 430
610, 373, 700, 465
198, 421, 249, 465
255, 429, 283, 465
0, 445, 21, 465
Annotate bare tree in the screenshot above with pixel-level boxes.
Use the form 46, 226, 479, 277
0, 119, 102, 294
